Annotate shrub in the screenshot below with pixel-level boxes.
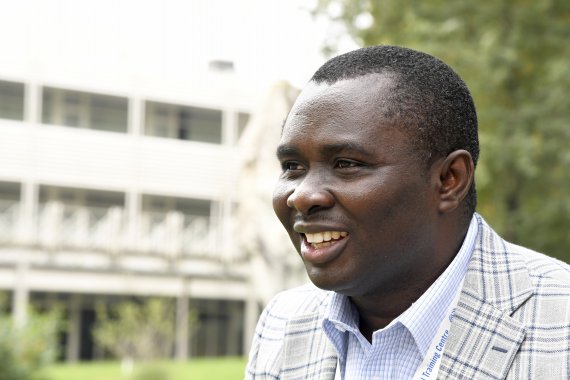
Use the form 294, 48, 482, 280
0, 296, 62, 380
92, 297, 194, 361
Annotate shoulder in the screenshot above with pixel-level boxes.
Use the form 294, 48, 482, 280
264, 283, 332, 318
503, 243, 570, 376
467, 214, 570, 323
478, 218, 570, 324
474, 213, 570, 290
255, 283, 331, 339
245, 284, 332, 379
506, 241, 570, 287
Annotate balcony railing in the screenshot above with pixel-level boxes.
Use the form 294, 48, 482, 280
138, 211, 220, 257
0, 200, 19, 243
0, 201, 234, 260
38, 203, 124, 252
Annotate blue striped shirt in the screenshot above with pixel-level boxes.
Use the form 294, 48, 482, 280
322, 215, 479, 380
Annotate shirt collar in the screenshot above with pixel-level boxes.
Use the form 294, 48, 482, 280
399, 214, 479, 356
322, 214, 479, 358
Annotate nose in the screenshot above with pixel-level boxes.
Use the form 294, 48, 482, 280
286, 172, 334, 215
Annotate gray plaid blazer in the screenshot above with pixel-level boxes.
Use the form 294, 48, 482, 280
245, 215, 570, 379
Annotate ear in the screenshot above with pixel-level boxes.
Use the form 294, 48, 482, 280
435, 150, 474, 213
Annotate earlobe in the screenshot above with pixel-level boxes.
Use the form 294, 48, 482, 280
437, 150, 474, 213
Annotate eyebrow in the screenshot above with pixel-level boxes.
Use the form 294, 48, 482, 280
320, 142, 375, 159
276, 142, 375, 159
276, 145, 299, 159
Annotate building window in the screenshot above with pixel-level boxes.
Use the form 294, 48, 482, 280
41, 87, 128, 133
0, 80, 25, 121
142, 195, 210, 216
39, 186, 124, 208
0, 181, 20, 202
145, 101, 222, 144
191, 299, 245, 356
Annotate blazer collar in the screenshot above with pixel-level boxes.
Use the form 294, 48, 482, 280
440, 214, 533, 379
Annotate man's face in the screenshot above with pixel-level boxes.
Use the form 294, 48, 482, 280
272, 74, 441, 298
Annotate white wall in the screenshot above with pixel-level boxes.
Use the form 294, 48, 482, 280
0, 122, 241, 200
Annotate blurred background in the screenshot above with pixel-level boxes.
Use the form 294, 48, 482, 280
0, 0, 568, 379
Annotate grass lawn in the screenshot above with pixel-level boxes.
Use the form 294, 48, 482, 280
41, 357, 248, 380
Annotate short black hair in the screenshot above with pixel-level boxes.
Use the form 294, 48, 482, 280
311, 45, 479, 216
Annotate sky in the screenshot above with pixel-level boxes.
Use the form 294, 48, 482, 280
0, 0, 359, 89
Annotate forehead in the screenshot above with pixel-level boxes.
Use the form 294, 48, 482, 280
281, 73, 406, 149
289, 73, 397, 119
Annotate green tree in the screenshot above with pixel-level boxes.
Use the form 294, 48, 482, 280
92, 297, 194, 361
0, 295, 62, 380
313, 0, 570, 261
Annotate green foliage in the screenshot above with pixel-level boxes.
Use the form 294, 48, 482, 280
42, 358, 247, 380
313, 0, 570, 262
131, 363, 170, 380
92, 297, 194, 361
0, 295, 63, 380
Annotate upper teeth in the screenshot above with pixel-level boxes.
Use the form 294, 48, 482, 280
305, 231, 348, 243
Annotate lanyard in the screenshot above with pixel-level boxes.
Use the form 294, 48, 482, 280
411, 278, 464, 380
333, 279, 464, 380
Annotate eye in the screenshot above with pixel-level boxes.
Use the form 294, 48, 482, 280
281, 161, 305, 172
335, 159, 361, 169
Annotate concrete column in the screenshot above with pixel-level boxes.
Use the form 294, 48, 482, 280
222, 108, 236, 146
17, 181, 38, 244
220, 197, 234, 261
209, 201, 221, 255
129, 96, 144, 136
175, 287, 189, 360
125, 97, 143, 253
66, 294, 82, 362
125, 191, 141, 251
243, 289, 259, 355
25, 82, 40, 123
12, 260, 30, 327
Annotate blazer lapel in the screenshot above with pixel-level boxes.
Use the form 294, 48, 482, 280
440, 215, 534, 379
281, 311, 338, 380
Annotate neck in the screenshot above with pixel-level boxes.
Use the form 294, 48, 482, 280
350, 268, 442, 342
351, 217, 471, 342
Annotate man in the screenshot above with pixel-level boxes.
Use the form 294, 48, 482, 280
245, 46, 570, 379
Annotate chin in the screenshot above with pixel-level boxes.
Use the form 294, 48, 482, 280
305, 266, 351, 293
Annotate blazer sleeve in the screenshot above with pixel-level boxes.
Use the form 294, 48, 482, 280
244, 295, 285, 380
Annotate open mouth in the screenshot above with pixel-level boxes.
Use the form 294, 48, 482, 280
304, 231, 348, 249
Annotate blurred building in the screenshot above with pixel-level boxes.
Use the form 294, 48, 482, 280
0, 66, 274, 361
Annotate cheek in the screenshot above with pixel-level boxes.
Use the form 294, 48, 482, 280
272, 181, 291, 226
340, 181, 400, 221
346, 177, 428, 233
